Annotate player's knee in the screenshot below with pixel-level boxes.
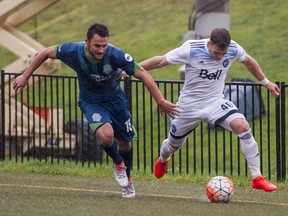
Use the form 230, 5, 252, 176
230, 118, 250, 134
96, 125, 114, 145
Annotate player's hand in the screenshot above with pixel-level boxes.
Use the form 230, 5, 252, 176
117, 69, 126, 80
13, 74, 29, 92
158, 100, 180, 118
265, 82, 280, 98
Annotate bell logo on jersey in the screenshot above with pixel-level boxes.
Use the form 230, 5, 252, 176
199, 69, 222, 80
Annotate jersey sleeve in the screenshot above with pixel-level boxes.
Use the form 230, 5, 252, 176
55, 42, 85, 69
165, 40, 191, 65
55, 43, 67, 58
55, 43, 75, 59
110, 46, 139, 76
234, 41, 247, 62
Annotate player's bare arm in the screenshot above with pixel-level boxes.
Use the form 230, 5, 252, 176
242, 55, 280, 98
13, 46, 57, 92
133, 66, 179, 117
139, 55, 169, 71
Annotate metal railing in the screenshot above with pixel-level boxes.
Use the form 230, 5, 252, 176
0, 70, 287, 181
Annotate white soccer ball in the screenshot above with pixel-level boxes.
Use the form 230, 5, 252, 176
205, 176, 235, 203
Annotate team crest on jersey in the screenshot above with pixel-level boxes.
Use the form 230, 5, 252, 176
103, 64, 112, 74
171, 124, 177, 133
125, 53, 133, 62
222, 59, 229, 68
92, 113, 102, 122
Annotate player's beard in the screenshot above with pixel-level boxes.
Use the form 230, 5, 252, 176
92, 52, 104, 60
87, 47, 104, 61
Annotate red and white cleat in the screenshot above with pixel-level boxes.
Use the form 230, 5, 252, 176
251, 176, 277, 192
154, 157, 169, 179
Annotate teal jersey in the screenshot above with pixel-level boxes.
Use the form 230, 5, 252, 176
55, 42, 138, 140
55, 42, 138, 101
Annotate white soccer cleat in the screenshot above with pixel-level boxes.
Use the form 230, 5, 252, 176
113, 160, 128, 187
122, 178, 136, 198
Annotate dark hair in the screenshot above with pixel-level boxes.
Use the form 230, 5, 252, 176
210, 28, 231, 49
86, 23, 110, 40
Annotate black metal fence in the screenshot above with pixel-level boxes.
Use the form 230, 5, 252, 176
0, 70, 287, 181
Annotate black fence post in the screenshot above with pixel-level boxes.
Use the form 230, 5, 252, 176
275, 82, 282, 181
124, 76, 132, 113
0, 70, 5, 159
280, 82, 286, 181
123, 76, 133, 169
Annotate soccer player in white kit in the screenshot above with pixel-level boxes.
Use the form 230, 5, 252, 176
140, 28, 280, 192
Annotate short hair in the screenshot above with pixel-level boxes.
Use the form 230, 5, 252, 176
86, 23, 110, 40
210, 28, 231, 49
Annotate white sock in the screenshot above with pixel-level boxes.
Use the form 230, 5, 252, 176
160, 139, 175, 162
238, 129, 261, 179
249, 166, 262, 179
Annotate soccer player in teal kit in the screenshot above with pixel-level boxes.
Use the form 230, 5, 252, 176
13, 23, 179, 198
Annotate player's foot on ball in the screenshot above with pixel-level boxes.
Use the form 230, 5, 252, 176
251, 176, 277, 192
154, 157, 169, 179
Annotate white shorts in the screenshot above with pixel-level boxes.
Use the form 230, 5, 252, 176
170, 98, 245, 139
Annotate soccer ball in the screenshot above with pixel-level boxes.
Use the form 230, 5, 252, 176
205, 176, 235, 203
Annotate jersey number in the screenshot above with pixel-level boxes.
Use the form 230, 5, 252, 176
221, 101, 234, 110
125, 119, 133, 133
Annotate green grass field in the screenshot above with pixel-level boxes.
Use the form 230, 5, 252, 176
0, 171, 287, 216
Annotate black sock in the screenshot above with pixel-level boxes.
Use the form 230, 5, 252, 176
101, 140, 123, 164
119, 147, 133, 179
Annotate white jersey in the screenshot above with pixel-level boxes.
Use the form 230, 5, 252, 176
166, 39, 246, 106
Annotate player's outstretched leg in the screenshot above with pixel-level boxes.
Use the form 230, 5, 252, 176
251, 176, 277, 192
100, 140, 129, 187
119, 148, 135, 198
154, 139, 175, 179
